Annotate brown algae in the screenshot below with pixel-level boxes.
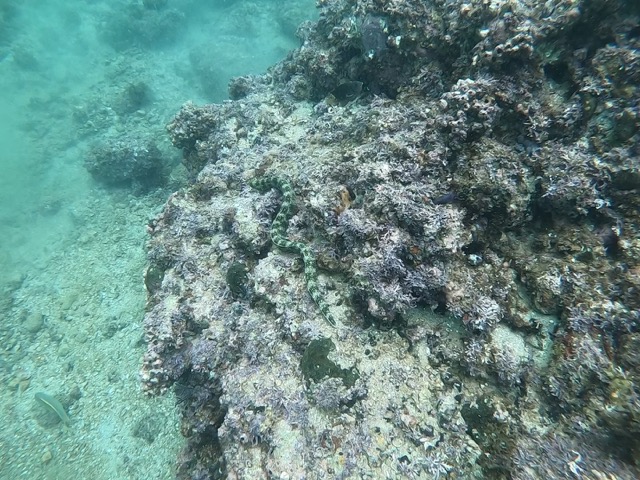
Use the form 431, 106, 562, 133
34, 392, 71, 427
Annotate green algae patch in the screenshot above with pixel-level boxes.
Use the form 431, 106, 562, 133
35, 392, 71, 427
300, 338, 358, 387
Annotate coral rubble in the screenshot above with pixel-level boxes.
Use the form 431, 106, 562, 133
142, 0, 640, 478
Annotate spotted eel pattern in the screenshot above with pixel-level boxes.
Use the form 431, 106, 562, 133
250, 176, 337, 327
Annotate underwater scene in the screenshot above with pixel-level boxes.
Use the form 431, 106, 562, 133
1, 0, 639, 479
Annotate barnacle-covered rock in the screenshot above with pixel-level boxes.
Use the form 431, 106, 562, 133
141, 0, 640, 477
84, 135, 168, 191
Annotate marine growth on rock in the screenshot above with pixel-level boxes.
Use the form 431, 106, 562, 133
141, 0, 640, 478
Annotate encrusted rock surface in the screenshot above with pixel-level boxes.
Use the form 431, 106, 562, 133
142, 0, 640, 478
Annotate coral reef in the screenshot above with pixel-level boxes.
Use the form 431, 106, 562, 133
141, 0, 640, 477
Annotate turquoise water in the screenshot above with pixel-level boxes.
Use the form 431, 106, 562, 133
0, 1, 315, 478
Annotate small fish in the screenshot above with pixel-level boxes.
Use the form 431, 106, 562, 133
433, 192, 458, 205
35, 392, 71, 427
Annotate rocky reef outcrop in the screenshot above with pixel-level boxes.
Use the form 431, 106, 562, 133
141, 1, 640, 478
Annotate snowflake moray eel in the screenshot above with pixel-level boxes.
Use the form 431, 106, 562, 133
250, 176, 337, 327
